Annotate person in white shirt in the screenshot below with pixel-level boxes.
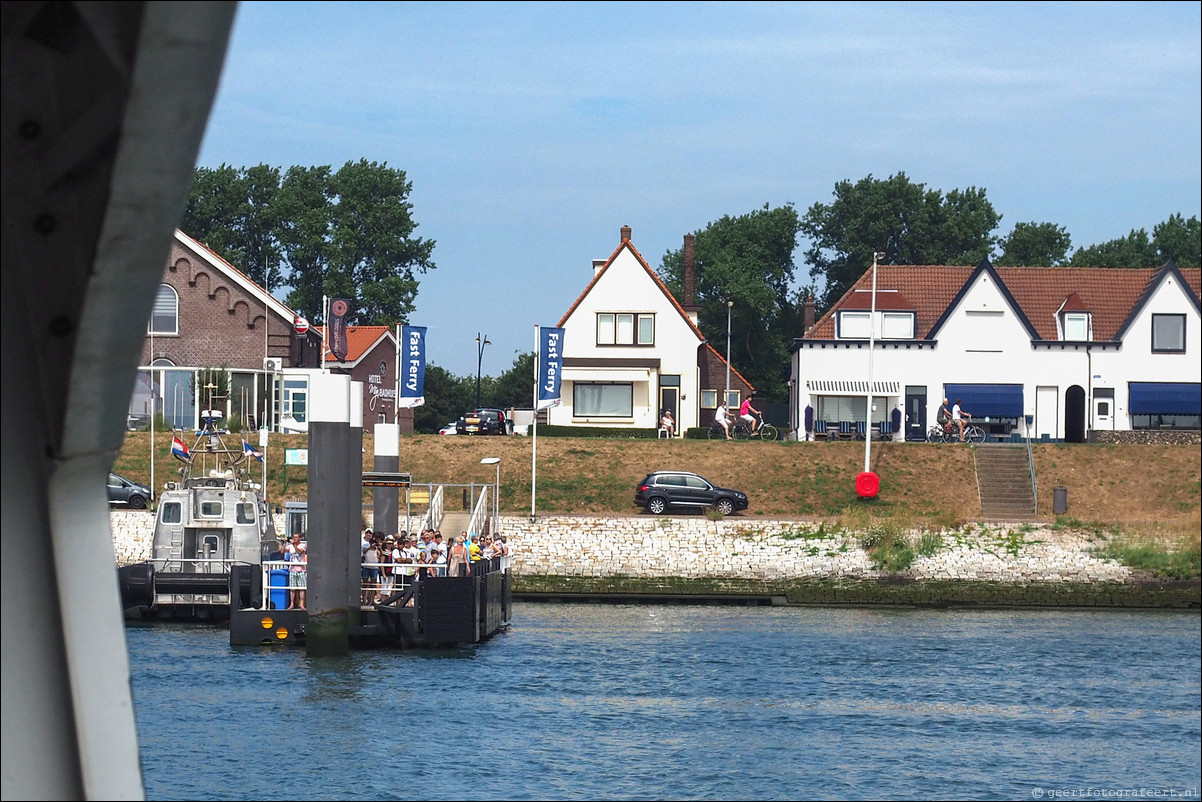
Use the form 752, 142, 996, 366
714, 403, 732, 440
952, 399, 972, 442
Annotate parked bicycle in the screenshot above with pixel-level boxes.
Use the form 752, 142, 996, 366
709, 413, 779, 441
926, 418, 986, 444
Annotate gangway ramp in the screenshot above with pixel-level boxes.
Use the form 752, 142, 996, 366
439, 511, 471, 537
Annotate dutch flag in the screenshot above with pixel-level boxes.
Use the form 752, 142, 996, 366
243, 439, 264, 462
171, 435, 191, 462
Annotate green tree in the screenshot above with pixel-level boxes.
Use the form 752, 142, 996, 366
995, 222, 1072, 266
800, 173, 1001, 308
488, 352, 536, 410
181, 161, 436, 325
182, 164, 282, 287
659, 204, 803, 402
1069, 228, 1157, 268
1152, 213, 1201, 267
411, 365, 474, 433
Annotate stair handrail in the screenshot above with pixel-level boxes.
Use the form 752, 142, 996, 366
1024, 416, 1037, 513
466, 485, 489, 537
419, 484, 444, 532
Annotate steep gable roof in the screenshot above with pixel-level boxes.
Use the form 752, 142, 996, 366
803, 260, 1202, 343
175, 229, 299, 323
557, 231, 754, 391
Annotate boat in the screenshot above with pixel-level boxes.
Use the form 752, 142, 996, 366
117, 410, 276, 620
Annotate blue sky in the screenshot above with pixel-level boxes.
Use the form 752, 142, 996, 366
195, 1, 1202, 378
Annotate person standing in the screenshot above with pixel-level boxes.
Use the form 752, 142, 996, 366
447, 536, 470, 577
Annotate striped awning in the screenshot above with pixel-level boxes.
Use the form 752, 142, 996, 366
805, 380, 900, 394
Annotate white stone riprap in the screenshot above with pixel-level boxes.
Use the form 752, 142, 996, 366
110, 511, 1133, 583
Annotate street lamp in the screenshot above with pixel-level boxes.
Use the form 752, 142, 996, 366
480, 457, 500, 536
725, 300, 733, 406
475, 332, 491, 409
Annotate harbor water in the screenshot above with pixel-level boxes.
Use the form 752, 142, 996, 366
128, 603, 1201, 800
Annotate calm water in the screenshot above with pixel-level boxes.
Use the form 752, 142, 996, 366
127, 604, 1201, 801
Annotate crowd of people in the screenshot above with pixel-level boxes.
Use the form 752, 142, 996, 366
266, 527, 511, 610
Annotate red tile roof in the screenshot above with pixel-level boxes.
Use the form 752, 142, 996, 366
319, 325, 395, 363
805, 263, 1201, 342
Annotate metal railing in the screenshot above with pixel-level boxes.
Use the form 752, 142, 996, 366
467, 485, 490, 537
1025, 416, 1038, 513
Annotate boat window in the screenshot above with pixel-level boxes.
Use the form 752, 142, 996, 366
161, 501, 182, 524
236, 502, 256, 524
199, 500, 223, 518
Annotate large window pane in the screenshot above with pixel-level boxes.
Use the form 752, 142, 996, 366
574, 383, 633, 417
596, 314, 615, 345
638, 315, 654, 345
616, 314, 634, 345
1152, 314, 1185, 352
881, 312, 914, 339
839, 312, 870, 338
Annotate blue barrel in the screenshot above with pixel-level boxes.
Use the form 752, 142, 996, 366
269, 568, 288, 610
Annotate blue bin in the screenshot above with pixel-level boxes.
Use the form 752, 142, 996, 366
269, 568, 288, 610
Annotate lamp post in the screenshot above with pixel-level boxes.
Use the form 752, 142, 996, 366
475, 332, 491, 409
480, 457, 500, 536
858, 251, 886, 499
725, 300, 733, 406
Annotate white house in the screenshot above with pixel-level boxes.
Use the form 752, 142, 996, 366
789, 260, 1201, 442
548, 226, 753, 434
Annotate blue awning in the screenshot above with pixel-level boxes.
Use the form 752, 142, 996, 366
1129, 382, 1201, 415
944, 384, 1024, 418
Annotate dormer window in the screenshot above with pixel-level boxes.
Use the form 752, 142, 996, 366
1062, 312, 1090, 341
837, 310, 915, 339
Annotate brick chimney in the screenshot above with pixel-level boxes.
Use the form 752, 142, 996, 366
803, 296, 816, 335
683, 234, 696, 306
620, 225, 631, 242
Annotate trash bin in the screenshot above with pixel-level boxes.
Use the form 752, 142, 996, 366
269, 568, 288, 610
1053, 486, 1068, 515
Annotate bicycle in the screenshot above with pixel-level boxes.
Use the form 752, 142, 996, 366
926, 418, 985, 444
711, 413, 779, 441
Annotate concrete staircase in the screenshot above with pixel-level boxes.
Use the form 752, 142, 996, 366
975, 445, 1036, 521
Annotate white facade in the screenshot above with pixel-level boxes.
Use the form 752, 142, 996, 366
791, 262, 1201, 442
548, 235, 741, 433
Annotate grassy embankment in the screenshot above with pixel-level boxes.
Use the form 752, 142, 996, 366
115, 432, 1201, 576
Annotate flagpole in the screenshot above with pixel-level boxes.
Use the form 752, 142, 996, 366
321, 295, 329, 371
394, 323, 401, 427
263, 257, 269, 494
531, 324, 538, 522
149, 323, 155, 509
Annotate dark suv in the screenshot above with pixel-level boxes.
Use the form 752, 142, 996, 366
634, 471, 749, 516
456, 408, 509, 435
108, 472, 153, 509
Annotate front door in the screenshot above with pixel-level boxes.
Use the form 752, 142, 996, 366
904, 386, 927, 441
1036, 386, 1059, 440
1065, 385, 1086, 443
1093, 388, 1114, 431
659, 386, 678, 424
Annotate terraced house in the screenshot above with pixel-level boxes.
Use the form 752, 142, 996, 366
790, 259, 1201, 443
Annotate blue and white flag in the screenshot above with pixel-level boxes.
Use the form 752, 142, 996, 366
398, 325, 427, 408
537, 326, 565, 411
242, 438, 263, 462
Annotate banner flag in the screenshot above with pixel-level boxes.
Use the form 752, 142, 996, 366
171, 434, 192, 463
329, 298, 351, 361
398, 325, 427, 408
242, 439, 264, 462
537, 326, 565, 411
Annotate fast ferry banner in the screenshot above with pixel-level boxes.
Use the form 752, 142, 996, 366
398, 325, 427, 408
537, 326, 565, 410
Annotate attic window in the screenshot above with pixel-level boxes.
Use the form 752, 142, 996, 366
838, 311, 914, 339
597, 312, 654, 346
1152, 314, 1185, 353
1062, 312, 1090, 341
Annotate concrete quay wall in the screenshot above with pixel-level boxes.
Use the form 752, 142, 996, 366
109, 511, 1200, 608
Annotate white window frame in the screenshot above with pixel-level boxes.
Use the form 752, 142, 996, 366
1062, 312, 1090, 341
880, 312, 915, 339
149, 283, 179, 335
596, 312, 654, 346
573, 383, 634, 417
838, 311, 870, 339
700, 389, 718, 409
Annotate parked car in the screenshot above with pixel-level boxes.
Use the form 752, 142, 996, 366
108, 472, 153, 509
456, 408, 510, 435
438, 421, 458, 435
634, 471, 749, 516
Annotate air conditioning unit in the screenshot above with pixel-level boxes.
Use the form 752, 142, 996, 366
263, 357, 282, 372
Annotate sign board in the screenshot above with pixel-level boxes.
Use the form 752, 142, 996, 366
362, 471, 412, 488
284, 448, 308, 466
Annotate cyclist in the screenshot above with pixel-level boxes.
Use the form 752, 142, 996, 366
713, 402, 732, 440
738, 396, 762, 435
936, 397, 952, 435
952, 398, 971, 442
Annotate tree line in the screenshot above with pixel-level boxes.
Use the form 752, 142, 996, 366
183, 165, 1200, 418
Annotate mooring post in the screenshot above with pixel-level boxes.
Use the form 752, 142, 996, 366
306, 373, 353, 657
